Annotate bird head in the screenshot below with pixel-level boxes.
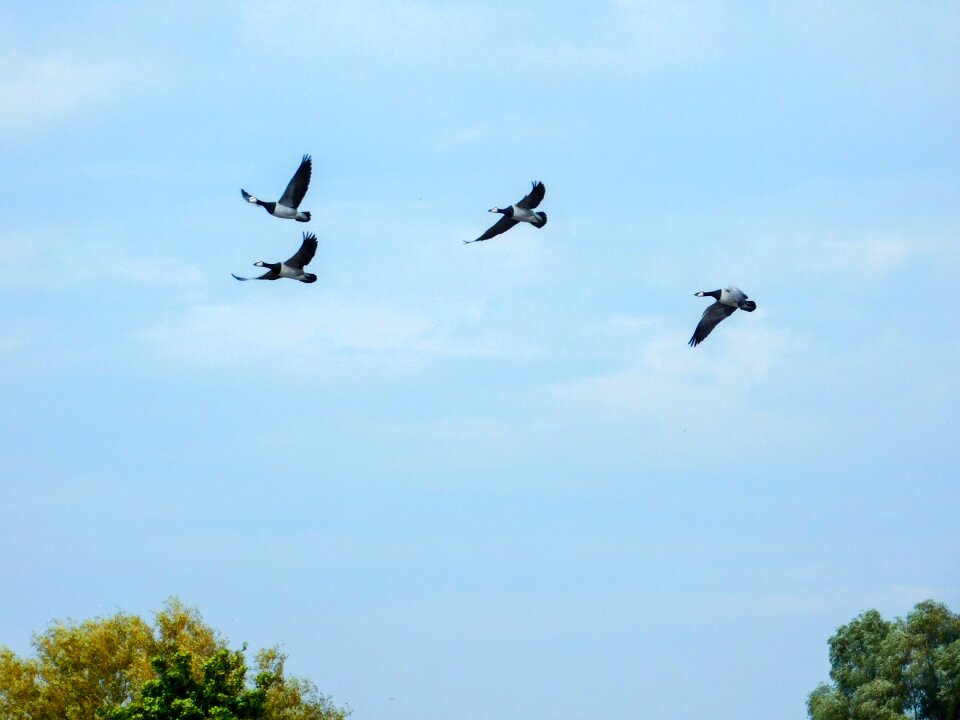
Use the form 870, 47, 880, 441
489, 207, 503, 214
254, 261, 266, 267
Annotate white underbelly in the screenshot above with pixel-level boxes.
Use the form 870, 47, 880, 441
512, 206, 536, 222
719, 288, 741, 307
278, 264, 302, 278
273, 204, 298, 219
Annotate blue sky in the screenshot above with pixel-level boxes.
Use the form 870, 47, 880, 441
1, 1, 958, 718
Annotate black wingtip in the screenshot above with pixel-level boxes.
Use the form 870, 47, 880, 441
303, 231, 317, 241
302, 154, 311, 164
231, 273, 248, 281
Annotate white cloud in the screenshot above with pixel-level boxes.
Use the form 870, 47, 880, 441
534, 0, 723, 73
749, 231, 928, 280
240, 1, 488, 58
0, 230, 203, 288
0, 55, 128, 129
141, 300, 426, 361
819, 237, 913, 275
606, 314, 663, 331
553, 319, 796, 424
435, 126, 493, 148
103, 258, 205, 286
0, 336, 29, 354
680, 584, 952, 622
240, 0, 723, 79
137, 297, 531, 368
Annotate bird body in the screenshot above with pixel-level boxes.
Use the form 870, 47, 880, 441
255, 261, 310, 280
241, 155, 312, 222
689, 285, 756, 347
716, 286, 751, 308
467, 181, 548, 243
263, 202, 301, 220
504, 205, 544, 224
232, 232, 318, 283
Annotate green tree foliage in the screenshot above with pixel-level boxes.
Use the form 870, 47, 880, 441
0, 599, 347, 720
808, 600, 960, 720
97, 649, 272, 720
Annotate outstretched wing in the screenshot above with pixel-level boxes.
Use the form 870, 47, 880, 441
285, 232, 318, 268
466, 215, 518, 243
232, 271, 277, 281
516, 181, 545, 209
688, 302, 736, 347
278, 154, 312, 209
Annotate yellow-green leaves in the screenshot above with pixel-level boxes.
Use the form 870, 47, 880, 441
0, 598, 347, 720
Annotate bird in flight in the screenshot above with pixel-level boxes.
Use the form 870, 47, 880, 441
232, 232, 319, 283
241, 154, 313, 222
688, 286, 757, 346
465, 181, 548, 243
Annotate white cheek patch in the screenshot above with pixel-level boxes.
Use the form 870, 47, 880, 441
247, 195, 259, 203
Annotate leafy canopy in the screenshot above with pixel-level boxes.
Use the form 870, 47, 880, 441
0, 598, 347, 720
808, 600, 960, 720
97, 648, 272, 720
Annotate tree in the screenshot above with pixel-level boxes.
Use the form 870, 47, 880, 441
0, 598, 348, 720
97, 649, 272, 720
808, 600, 960, 720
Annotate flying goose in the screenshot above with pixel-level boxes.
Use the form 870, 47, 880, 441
241, 155, 312, 221
688, 286, 757, 347
465, 181, 548, 243
232, 232, 318, 283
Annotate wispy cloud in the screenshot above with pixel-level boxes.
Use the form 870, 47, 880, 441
678, 584, 953, 622
756, 232, 932, 281
606, 314, 664, 332
528, 0, 723, 73
240, 0, 723, 79
553, 320, 795, 424
137, 297, 532, 369
435, 126, 493, 148
0, 55, 129, 130
819, 237, 913, 275
240, 1, 489, 58
0, 230, 204, 288
0, 336, 29, 355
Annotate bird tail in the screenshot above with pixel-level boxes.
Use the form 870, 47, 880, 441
300, 273, 318, 283
533, 212, 547, 228
741, 300, 757, 312
296, 211, 311, 222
